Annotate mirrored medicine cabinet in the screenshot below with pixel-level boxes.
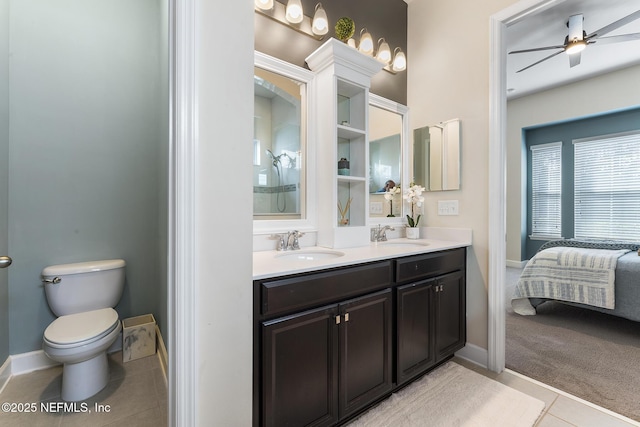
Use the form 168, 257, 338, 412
252, 51, 412, 234
413, 119, 461, 191
253, 52, 315, 233
368, 94, 410, 224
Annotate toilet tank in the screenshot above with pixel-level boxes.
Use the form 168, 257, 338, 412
43, 259, 126, 317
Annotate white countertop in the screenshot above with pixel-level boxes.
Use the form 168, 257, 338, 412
253, 229, 472, 280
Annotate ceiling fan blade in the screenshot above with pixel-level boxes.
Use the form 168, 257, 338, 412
516, 50, 564, 73
568, 14, 584, 41
586, 9, 640, 39
509, 45, 565, 54
590, 33, 640, 45
569, 52, 581, 67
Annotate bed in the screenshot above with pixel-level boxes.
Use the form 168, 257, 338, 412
511, 239, 640, 322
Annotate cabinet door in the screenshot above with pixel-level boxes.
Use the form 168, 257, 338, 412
396, 279, 436, 385
435, 271, 466, 362
262, 305, 339, 427
338, 289, 393, 419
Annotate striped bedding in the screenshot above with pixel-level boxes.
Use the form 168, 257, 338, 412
511, 246, 630, 316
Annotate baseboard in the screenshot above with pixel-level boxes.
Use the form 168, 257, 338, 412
506, 259, 527, 269
455, 343, 488, 369
0, 356, 11, 394
10, 350, 60, 376
156, 325, 168, 386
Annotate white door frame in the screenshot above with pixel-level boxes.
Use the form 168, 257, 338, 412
488, 0, 566, 372
169, 0, 198, 425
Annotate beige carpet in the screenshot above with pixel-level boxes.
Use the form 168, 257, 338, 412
347, 362, 544, 427
506, 301, 640, 421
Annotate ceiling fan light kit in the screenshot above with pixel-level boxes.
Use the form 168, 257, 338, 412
565, 38, 586, 55
509, 9, 640, 73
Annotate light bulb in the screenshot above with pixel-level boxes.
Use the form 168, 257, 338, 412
392, 48, 406, 72
312, 3, 328, 36
285, 0, 303, 24
565, 39, 586, 55
359, 28, 374, 56
254, 0, 274, 10
375, 38, 391, 64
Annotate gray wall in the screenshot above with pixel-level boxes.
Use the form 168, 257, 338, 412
8, 0, 167, 354
523, 107, 640, 259
255, 0, 408, 104
0, 0, 9, 363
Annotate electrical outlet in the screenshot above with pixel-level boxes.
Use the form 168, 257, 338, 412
370, 201, 383, 214
438, 200, 459, 216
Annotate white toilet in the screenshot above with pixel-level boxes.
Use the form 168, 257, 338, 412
41, 259, 125, 401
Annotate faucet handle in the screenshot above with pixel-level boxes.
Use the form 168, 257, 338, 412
270, 234, 286, 251
290, 230, 304, 250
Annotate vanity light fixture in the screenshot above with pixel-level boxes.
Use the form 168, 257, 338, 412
311, 3, 328, 36
285, 0, 304, 24
375, 38, 392, 65
391, 47, 407, 72
255, 0, 274, 11
254, 0, 326, 41
358, 28, 374, 56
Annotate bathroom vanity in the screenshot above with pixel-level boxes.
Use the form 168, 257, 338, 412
252, 238, 469, 427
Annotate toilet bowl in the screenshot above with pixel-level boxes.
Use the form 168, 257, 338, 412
43, 308, 122, 401
41, 259, 125, 401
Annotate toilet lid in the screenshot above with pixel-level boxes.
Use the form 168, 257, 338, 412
44, 308, 119, 345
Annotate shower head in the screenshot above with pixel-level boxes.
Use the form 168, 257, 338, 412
266, 149, 284, 167
266, 148, 275, 159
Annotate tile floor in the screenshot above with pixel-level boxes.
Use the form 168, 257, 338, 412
2, 350, 638, 426
0, 351, 166, 427
455, 357, 640, 427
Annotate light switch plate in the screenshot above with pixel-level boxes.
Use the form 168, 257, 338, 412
438, 200, 459, 216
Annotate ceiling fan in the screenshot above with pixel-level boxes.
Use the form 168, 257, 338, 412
509, 9, 640, 73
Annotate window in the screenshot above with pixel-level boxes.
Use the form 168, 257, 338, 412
530, 142, 562, 239
574, 131, 640, 241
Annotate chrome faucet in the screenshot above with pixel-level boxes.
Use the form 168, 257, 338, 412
371, 224, 395, 242
287, 230, 303, 250
272, 230, 305, 251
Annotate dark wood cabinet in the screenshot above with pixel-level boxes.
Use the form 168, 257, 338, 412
338, 290, 392, 419
396, 279, 436, 385
261, 305, 339, 427
254, 249, 466, 427
434, 271, 466, 363
395, 249, 466, 385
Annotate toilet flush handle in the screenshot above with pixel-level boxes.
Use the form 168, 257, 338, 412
42, 277, 62, 285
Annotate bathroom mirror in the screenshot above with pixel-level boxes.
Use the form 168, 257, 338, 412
368, 94, 409, 222
253, 52, 315, 233
413, 119, 461, 191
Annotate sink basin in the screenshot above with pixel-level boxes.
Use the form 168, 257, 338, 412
379, 240, 430, 248
276, 249, 345, 261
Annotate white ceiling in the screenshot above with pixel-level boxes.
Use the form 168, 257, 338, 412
506, 0, 640, 99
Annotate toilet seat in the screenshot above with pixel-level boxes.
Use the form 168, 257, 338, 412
44, 308, 119, 349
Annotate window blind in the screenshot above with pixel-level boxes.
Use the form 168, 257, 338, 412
530, 142, 562, 238
574, 131, 640, 241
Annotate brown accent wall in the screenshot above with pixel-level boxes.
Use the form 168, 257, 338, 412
254, 0, 408, 104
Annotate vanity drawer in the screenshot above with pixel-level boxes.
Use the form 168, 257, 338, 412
260, 261, 392, 317
395, 248, 465, 284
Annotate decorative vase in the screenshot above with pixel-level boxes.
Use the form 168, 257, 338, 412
406, 227, 419, 239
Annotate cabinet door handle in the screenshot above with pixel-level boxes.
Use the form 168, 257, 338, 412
335, 315, 341, 324
440, 285, 444, 292
345, 313, 350, 322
